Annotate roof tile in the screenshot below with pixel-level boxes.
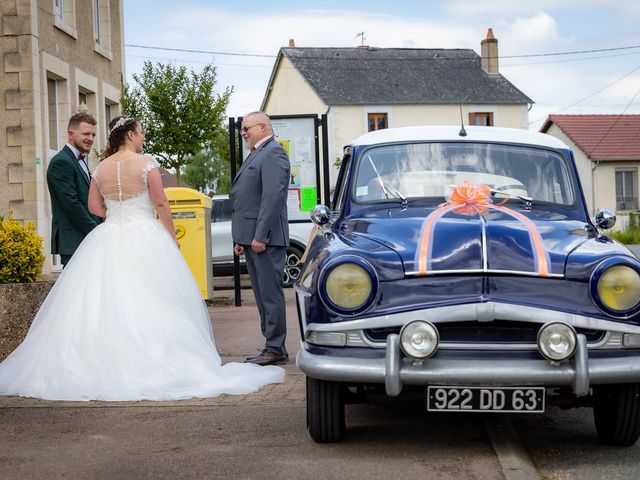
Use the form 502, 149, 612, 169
541, 114, 640, 161
281, 47, 533, 105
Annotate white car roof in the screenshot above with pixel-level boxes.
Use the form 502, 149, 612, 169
351, 125, 570, 150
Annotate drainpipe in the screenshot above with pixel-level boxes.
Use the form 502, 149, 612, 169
322, 106, 331, 206
591, 159, 599, 216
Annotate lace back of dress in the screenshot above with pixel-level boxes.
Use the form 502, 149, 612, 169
94, 154, 159, 202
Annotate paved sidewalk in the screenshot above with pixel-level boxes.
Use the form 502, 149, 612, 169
0, 278, 509, 480
0, 278, 302, 410
0, 281, 313, 480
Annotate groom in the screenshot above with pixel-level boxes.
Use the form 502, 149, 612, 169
230, 111, 290, 366
46, 113, 102, 266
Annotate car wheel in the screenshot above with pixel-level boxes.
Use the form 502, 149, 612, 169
593, 383, 640, 446
283, 245, 304, 288
306, 376, 345, 442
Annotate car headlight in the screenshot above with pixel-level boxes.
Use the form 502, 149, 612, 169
326, 263, 371, 308
319, 256, 378, 315
591, 258, 640, 317
597, 265, 640, 311
537, 322, 577, 362
400, 321, 439, 359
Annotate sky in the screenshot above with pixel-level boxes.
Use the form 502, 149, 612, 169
122, 0, 640, 131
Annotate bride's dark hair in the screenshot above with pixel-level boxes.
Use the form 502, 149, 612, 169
101, 116, 139, 160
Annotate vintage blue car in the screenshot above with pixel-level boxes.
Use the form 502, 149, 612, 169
295, 125, 640, 445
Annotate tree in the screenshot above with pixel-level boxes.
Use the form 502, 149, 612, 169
181, 127, 231, 195
121, 62, 232, 182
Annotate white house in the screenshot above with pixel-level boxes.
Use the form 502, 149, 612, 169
540, 114, 640, 224
262, 29, 533, 187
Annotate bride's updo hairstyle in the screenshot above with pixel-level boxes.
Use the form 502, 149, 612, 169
102, 115, 138, 159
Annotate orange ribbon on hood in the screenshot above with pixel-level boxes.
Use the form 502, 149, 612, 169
416, 182, 549, 277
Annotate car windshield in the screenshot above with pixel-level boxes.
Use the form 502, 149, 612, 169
353, 142, 575, 206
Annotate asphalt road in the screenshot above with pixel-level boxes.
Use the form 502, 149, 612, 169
2, 281, 640, 480
0, 394, 506, 479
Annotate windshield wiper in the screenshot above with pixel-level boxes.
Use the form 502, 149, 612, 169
366, 156, 406, 203
490, 189, 533, 209
392, 186, 407, 204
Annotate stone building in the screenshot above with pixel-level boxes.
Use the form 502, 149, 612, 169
1, 0, 125, 273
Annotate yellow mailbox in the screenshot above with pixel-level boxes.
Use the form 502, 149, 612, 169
165, 187, 213, 300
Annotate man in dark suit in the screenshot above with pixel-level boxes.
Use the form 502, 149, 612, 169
46, 112, 101, 266
230, 111, 290, 366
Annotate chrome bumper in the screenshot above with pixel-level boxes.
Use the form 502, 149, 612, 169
296, 334, 640, 397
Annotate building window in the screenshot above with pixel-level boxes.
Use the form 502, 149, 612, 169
77, 88, 96, 116
469, 112, 494, 126
103, 100, 121, 143
616, 169, 638, 211
104, 97, 120, 133
368, 113, 388, 132
105, 101, 115, 136
47, 78, 59, 150
53, 0, 77, 38
105, 102, 112, 124
93, 0, 100, 43
54, 0, 63, 19
93, 0, 112, 57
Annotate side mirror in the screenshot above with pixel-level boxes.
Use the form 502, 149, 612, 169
595, 209, 616, 230
311, 205, 331, 226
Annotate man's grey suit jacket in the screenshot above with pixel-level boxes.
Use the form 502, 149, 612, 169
229, 137, 290, 247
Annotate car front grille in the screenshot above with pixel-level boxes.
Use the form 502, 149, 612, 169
364, 320, 605, 345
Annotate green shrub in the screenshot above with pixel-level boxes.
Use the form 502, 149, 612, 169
0, 212, 45, 283
609, 227, 640, 245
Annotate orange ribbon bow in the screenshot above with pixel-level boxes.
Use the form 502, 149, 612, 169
447, 181, 492, 216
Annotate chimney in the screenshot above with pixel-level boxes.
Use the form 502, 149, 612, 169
288, 38, 295, 48
481, 27, 499, 74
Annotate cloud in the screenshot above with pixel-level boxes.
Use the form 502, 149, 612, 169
600, 73, 640, 102
126, 5, 493, 116
443, 0, 640, 19
167, 7, 482, 52
499, 12, 571, 53
124, 2, 640, 121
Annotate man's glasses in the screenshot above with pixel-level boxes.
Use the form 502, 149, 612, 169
241, 123, 262, 133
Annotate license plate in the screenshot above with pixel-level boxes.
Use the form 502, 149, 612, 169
426, 386, 545, 413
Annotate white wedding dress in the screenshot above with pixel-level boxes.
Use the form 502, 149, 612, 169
0, 156, 285, 401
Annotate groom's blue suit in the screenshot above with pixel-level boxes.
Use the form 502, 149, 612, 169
230, 137, 290, 356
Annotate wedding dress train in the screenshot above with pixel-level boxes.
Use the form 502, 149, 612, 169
0, 158, 285, 401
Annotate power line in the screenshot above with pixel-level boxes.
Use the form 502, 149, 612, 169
126, 49, 640, 70
500, 44, 640, 59
502, 50, 640, 68
126, 54, 270, 69
125, 43, 275, 58
528, 64, 640, 125
586, 85, 640, 157
125, 42, 640, 61
125, 42, 640, 128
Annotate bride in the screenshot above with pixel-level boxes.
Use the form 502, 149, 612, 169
0, 116, 285, 401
